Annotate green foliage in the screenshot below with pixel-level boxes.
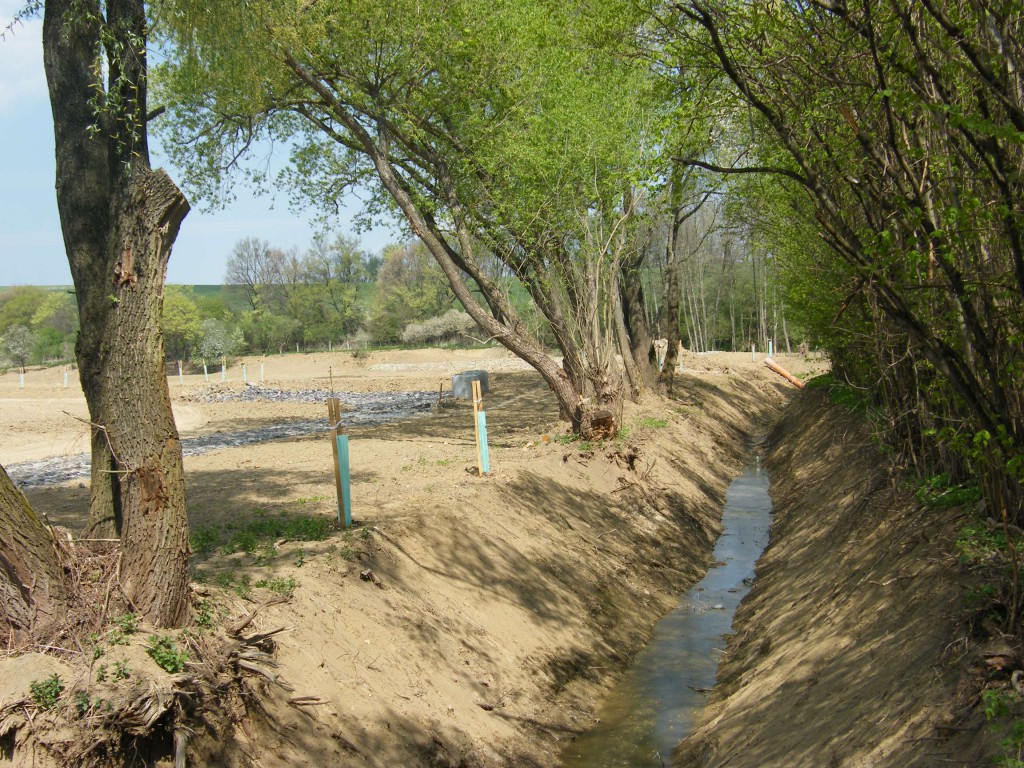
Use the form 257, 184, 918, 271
29, 674, 64, 710
956, 521, 1009, 566
635, 417, 669, 429
255, 576, 297, 595
146, 635, 189, 673
915, 474, 982, 509
214, 571, 252, 598
74, 691, 93, 717
191, 511, 334, 556
193, 599, 216, 630
112, 613, 139, 635
369, 242, 456, 345
162, 286, 204, 360
983, 689, 1024, 767
112, 660, 131, 681
95, 664, 108, 683
805, 374, 871, 412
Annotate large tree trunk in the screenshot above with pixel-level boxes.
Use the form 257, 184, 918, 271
0, 465, 67, 641
44, 0, 191, 627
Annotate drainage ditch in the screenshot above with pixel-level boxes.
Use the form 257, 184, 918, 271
559, 455, 773, 767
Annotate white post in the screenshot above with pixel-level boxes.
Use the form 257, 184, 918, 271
63, 367, 69, 389
243, 363, 248, 383
751, 343, 755, 362
19, 368, 25, 389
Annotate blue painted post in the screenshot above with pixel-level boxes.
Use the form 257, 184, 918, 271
472, 379, 490, 475
477, 411, 490, 475
328, 397, 352, 526
221, 356, 226, 382
242, 363, 248, 383
768, 339, 774, 358
336, 433, 352, 526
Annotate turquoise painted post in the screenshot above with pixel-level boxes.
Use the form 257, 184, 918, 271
335, 434, 353, 526
242, 363, 248, 383
476, 411, 490, 474
19, 370, 24, 389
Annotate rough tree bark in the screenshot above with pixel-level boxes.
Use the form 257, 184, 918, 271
43, 0, 191, 627
0, 464, 67, 641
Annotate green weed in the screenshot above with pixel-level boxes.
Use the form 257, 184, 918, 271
191, 512, 334, 556
255, 576, 298, 595
916, 473, 982, 509
635, 417, 669, 429
983, 689, 1024, 767
146, 635, 189, 674
29, 674, 63, 710
112, 660, 131, 680
74, 691, 92, 717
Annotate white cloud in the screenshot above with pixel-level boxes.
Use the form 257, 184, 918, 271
0, 12, 45, 112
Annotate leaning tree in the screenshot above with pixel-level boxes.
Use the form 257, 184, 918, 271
157, 0, 664, 434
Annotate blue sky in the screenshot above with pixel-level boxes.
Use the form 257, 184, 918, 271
0, 4, 399, 287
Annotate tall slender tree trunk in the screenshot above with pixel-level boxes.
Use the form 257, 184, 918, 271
44, 0, 191, 627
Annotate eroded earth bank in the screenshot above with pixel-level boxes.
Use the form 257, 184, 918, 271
6, 350, 999, 767
675, 389, 999, 767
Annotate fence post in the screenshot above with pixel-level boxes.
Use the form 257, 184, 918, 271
328, 397, 352, 526
472, 379, 490, 476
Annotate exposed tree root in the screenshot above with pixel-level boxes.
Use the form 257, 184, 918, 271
0, 534, 299, 767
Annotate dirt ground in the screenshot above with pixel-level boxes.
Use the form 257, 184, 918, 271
3, 347, 989, 766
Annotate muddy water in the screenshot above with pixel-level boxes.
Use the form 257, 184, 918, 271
6, 388, 439, 488
560, 459, 773, 768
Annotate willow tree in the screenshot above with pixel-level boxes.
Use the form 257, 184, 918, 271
158, 0, 661, 434
0, 464, 67, 641
42, 0, 190, 626
661, 1, 1024, 523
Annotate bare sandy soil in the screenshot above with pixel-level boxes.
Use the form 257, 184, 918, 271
2, 347, 989, 767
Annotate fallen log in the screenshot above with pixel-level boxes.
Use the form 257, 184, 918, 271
764, 358, 806, 389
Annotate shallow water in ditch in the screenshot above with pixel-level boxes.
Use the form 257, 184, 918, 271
559, 458, 773, 768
